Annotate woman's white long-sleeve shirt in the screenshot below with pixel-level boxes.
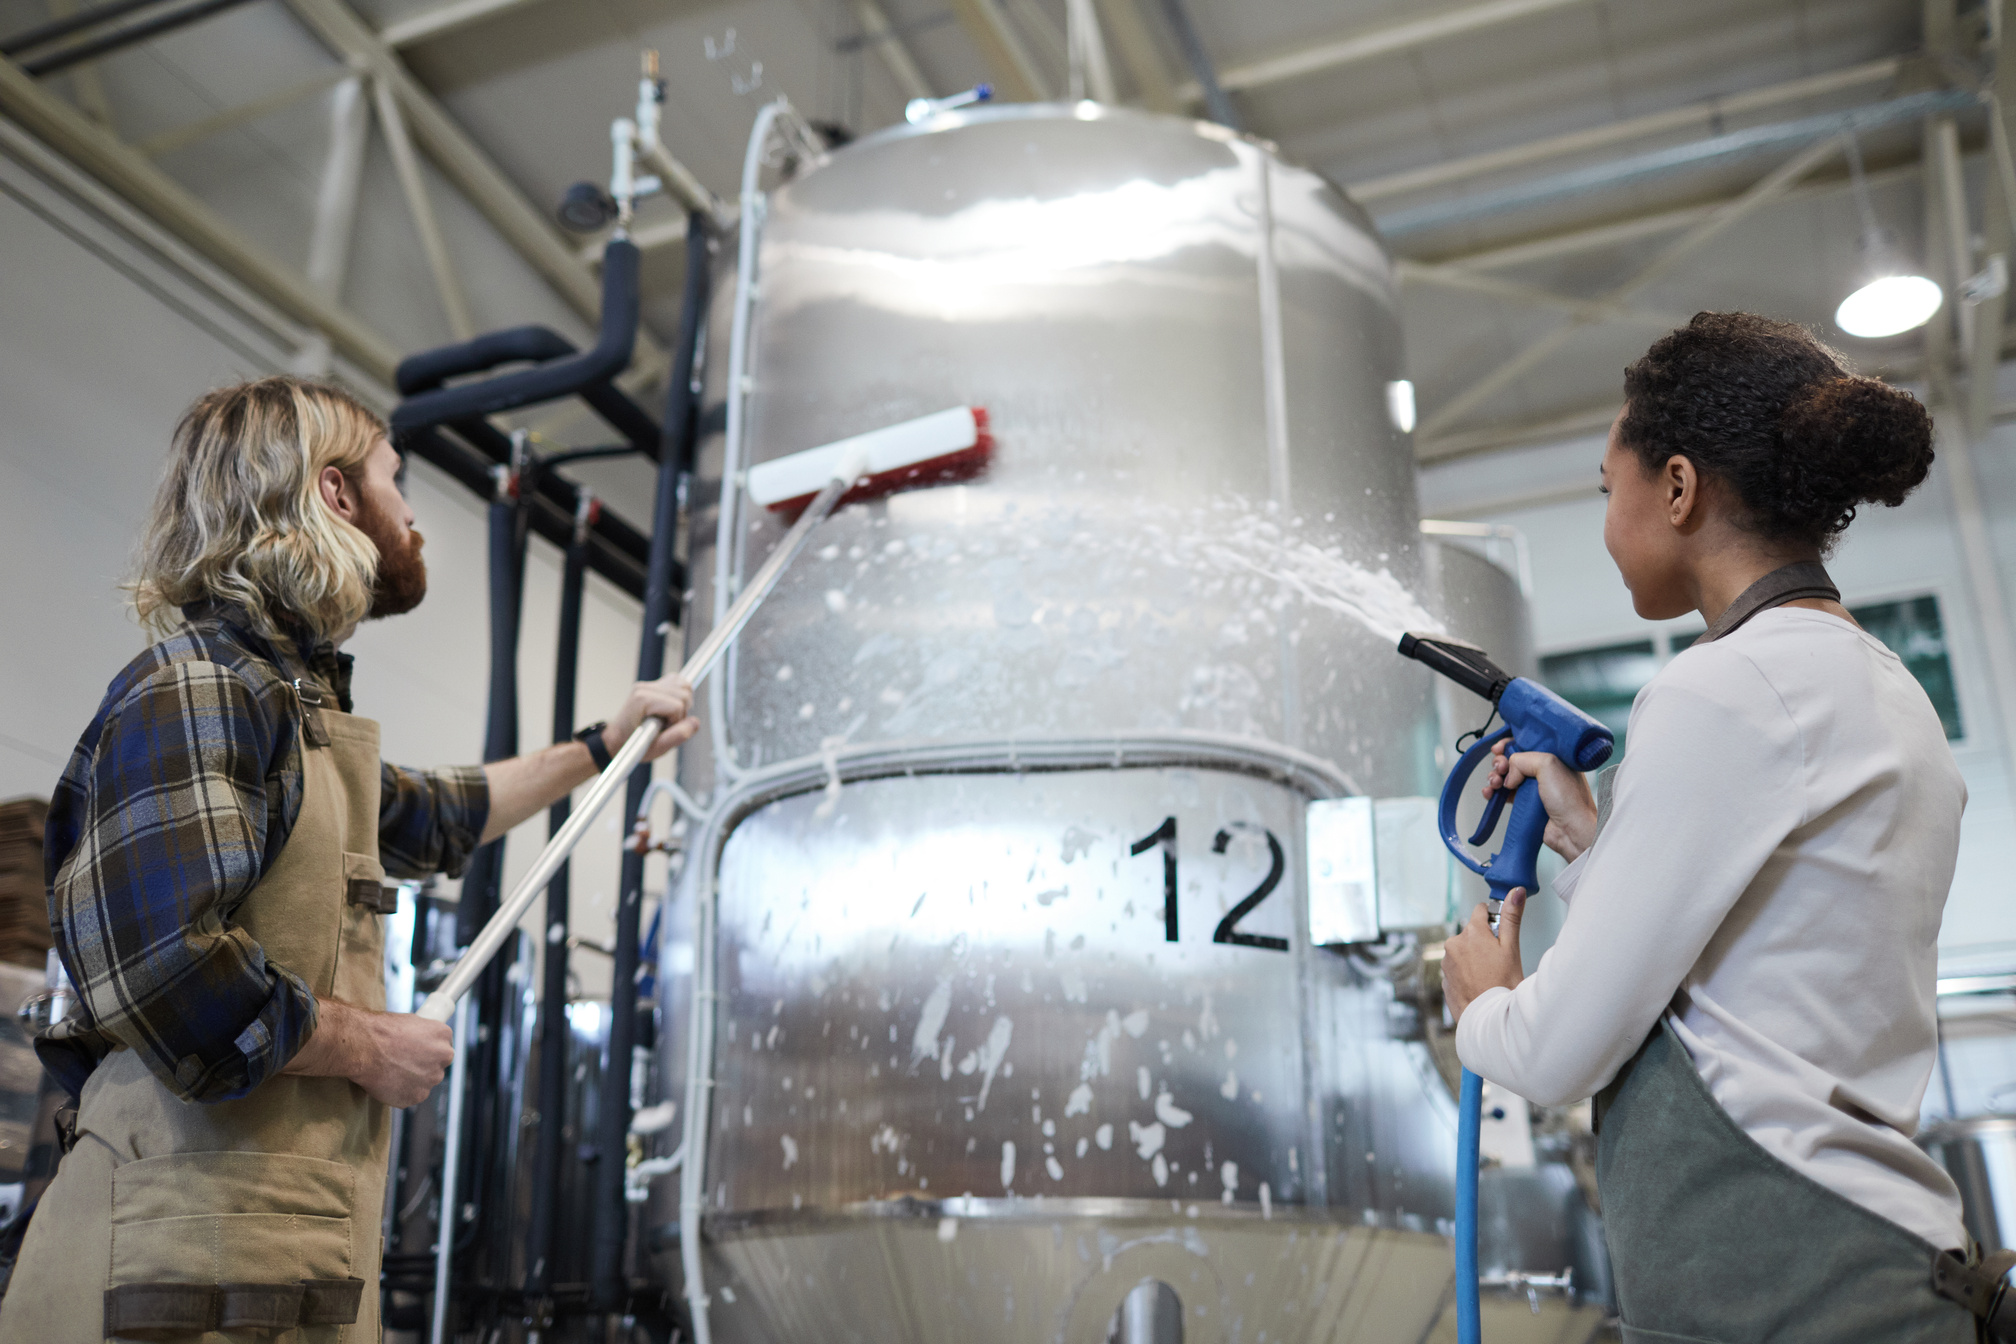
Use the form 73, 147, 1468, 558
1456, 607, 1969, 1250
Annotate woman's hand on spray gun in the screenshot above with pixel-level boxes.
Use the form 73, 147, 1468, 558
1482, 740, 1599, 862
1440, 890, 1526, 1023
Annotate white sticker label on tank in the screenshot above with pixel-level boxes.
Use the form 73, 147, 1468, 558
1306, 797, 1377, 944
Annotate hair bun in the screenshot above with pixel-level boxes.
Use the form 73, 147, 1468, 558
1773, 376, 1933, 535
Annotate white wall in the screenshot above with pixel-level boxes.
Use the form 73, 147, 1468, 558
1420, 410, 2016, 971
0, 132, 672, 996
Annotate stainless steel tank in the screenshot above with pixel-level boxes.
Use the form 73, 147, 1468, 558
646, 101, 1589, 1344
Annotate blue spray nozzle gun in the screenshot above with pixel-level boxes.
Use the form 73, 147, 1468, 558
1397, 631, 1614, 1344
1398, 632, 1614, 905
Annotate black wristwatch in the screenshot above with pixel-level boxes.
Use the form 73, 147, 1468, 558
575, 721, 613, 771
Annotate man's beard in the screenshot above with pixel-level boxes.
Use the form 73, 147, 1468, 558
357, 496, 427, 619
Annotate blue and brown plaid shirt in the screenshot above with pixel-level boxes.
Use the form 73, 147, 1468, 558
40, 600, 489, 1103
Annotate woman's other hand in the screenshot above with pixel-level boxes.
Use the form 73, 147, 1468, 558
1483, 740, 1599, 862
1442, 889, 1527, 1023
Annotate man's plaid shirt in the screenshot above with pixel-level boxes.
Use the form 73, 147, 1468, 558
40, 601, 489, 1103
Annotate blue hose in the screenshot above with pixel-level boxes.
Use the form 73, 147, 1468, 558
1456, 1066, 1483, 1344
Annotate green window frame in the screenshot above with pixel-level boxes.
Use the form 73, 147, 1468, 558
1539, 592, 1964, 754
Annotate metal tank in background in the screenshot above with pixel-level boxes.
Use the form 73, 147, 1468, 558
643, 101, 1602, 1344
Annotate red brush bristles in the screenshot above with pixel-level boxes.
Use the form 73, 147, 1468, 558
765, 409, 994, 521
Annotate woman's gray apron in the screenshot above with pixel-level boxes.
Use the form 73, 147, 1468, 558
1591, 561, 1980, 1342
0, 687, 392, 1343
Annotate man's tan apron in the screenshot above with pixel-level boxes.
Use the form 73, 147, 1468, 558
1, 697, 394, 1343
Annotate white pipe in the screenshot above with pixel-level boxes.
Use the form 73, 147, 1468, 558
678, 818, 721, 1344
611, 116, 636, 223
429, 994, 474, 1344
710, 100, 789, 788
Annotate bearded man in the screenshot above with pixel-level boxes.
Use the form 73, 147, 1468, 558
0, 377, 696, 1343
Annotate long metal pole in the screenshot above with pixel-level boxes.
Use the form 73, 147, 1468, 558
430, 994, 475, 1344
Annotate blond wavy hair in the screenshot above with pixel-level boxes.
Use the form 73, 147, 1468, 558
129, 376, 388, 642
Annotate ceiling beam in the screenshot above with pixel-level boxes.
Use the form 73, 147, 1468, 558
946, 0, 1048, 101
304, 74, 369, 300
135, 65, 351, 157
1397, 259, 1696, 330
1422, 153, 1929, 272
0, 52, 401, 378
1094, 0, 1177, 112
1416, 402, 1618, 465
284, 0, 607, 331
380, 0, 538, 48
1375, 87, 1974, 239
1177, 0, 1587, 101
852, 0, 934, 102
1418, 328, 2016, 467
1418, 133, 1844, 438
1349, 58, 1901, 204
371, 73, 474, 340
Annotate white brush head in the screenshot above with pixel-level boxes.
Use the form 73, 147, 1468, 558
746, 406, 989, 510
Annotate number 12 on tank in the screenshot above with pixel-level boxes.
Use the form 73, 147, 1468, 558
1129, 817, 1289, 952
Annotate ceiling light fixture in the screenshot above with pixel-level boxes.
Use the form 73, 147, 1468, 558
1835, 133, 1943, 339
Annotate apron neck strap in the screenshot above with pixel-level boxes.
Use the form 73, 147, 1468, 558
1698, 560, 1839, 645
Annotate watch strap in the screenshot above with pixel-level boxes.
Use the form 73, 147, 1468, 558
575, 721, 613, 771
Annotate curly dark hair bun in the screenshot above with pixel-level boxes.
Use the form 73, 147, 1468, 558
1620, 312, 1934, 551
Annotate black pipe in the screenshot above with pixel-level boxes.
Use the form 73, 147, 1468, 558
1, 0, 159, 55
395, 321, 660, 461
455, 469, 527, 944
524, 497, 590, 1313
390, 241, 656, 454
1156, 0, 1242, 132
396, 326, 578, 397
591, 212, 713, 1312
400, 425, 659, 600
450, 421, 655, 575
20, 0, 259, 75
444, 465, 528, 1332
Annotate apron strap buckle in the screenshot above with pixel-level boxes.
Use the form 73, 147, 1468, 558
292, 679, 332, 748
1932, 1248, 2016, 1340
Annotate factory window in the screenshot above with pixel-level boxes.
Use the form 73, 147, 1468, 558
1674, 596, 1960, 739
1851, 596, 1963, 740
1542, 593, 1963, 755
1537, 640, 1658, 755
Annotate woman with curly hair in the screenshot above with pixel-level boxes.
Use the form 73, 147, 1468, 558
1439, 313, 1987, 1342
